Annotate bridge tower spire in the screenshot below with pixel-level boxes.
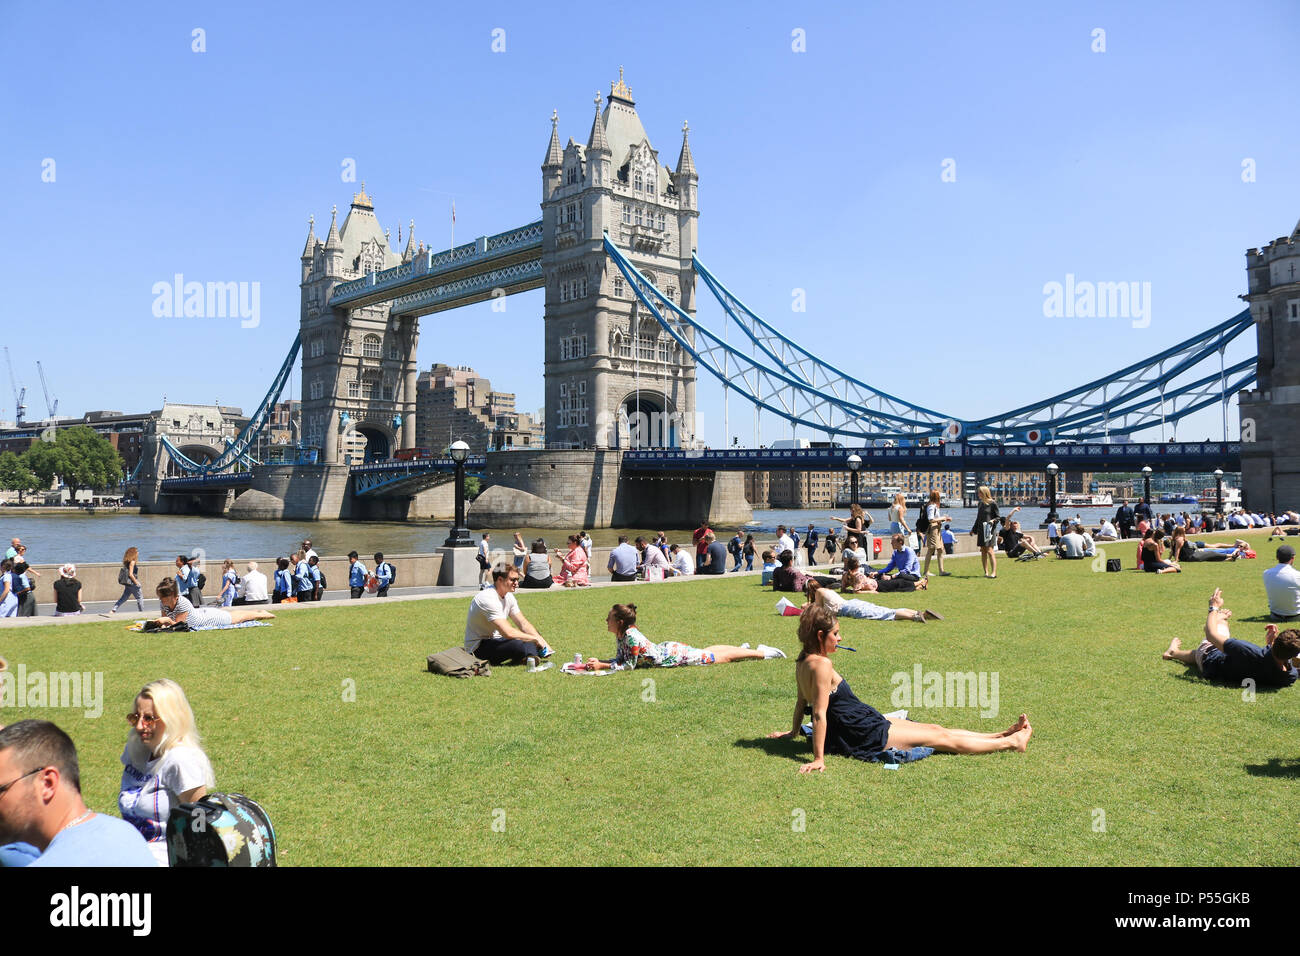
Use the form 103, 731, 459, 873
300, 187, 416, 465
539, 72, 699, 450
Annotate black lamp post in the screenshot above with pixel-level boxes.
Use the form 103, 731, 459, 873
1214, 468, 1223, 516
1046, 462, 1059, 522
847, 453, 861, 507
1142, 465, 1152, 508
443, 440, 473, 548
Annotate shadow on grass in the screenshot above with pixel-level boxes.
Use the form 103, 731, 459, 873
1245, 757, 1300, 779
733, 736, 808, 763
1166, 668, 1287, 693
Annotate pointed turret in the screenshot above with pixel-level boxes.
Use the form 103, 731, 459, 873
324, 205, 342, 249
586, 93, 609, 153
675, 121, 696, 178
322, 205, 344, 276
402, 220, 417, 263
301, 215, 316, 259
543, 110, 563, 167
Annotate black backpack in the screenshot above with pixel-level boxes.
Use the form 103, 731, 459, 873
915, 502, 930, 534
386, 562, 397, 585
167, 792, 277, 867
196, 572, 207, 590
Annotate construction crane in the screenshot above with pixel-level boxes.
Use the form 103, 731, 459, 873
36, 361, 57, 419
4, 348, 26, 426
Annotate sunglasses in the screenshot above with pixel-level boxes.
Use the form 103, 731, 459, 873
0, 767, 44, 799
126, 712, 161, 725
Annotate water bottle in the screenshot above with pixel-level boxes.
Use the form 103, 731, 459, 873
526, 657, 537, 672
573, 653, 583, 668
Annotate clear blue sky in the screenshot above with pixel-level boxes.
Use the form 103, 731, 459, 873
2, 1, 1295, 447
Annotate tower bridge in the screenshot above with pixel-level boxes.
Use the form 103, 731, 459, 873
137, 71, 1296, 524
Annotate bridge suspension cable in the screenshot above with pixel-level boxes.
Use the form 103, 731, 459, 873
607, 234, 1256, 443
158, 333, 302, 475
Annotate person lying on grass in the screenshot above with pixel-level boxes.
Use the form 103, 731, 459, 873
802, 579, 940, 623
766, 605, 1032, 771
1162, 587, 1299, 689
841, 552, 926, 595
152, 579, 274, 629
581, 603, 786, 670
1169, 528, 1250, 563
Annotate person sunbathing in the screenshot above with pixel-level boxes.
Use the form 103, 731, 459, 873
766, 605, 1032, 771
1162, 587, 1298, 688
582, 603, 785, 670
152, 579, 274, 628
802, 579, 939, 623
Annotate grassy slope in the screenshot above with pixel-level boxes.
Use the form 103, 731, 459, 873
3, 546, 1297, 866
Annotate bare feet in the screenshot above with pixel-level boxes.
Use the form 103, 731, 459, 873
1000, 713, 1029, 736
1162, 637, 1182, 660
1009, 721, 1033, 752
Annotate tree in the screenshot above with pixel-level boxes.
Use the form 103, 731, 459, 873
0, 451, 40, 504
464, 475, 481, 500
23, 426, 123, 498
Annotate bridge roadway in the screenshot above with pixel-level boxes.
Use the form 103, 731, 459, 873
620, 441, 1241, 473
326, 221, 543, 316
160, 443, 1239, 500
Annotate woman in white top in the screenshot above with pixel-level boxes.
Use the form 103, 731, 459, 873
887, 493, 910, 538
118, 678, 216, 866
920, 490, 953, 578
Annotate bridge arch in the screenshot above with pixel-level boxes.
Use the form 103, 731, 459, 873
618, 389, 680, 449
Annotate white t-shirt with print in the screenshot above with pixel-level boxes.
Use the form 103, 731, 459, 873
119, 744, 214, 866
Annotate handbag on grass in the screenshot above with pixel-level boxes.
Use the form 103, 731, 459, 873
427, 647, 491, 678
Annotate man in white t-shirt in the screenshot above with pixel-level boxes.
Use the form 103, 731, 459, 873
237, 561, 269, 604
301, 539, 319, 564
668, 544, 694, 576
463, 564, 553, 665
775, 526, 794, 557
1264, 545, 1300, 621
1096, 519, 1118, 541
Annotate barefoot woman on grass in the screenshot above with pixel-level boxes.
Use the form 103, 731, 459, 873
767, 606, 1032, 771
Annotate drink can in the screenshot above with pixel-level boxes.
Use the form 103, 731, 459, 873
574, 653, 583, 667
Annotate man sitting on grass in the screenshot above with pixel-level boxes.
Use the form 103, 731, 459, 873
771, 550, 808, 593
464, 564, 554, 665
865, 534, 924, 592
1162, 587, 1299, 689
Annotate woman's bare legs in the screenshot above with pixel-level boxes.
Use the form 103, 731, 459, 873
981, 546, 997, 578
226, 608, 275, 624
704, 645, 767, 663
885, 713, 1032, 753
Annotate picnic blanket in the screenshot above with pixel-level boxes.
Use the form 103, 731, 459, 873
560, 662, 615, 676
126, 620, 272, 632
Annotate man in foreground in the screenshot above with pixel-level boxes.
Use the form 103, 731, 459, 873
1162, 587, 1299, 689
464, 564, 554, 665
0, 720, 156, 867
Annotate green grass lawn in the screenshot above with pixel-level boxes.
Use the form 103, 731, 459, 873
3, 544, 1298, 866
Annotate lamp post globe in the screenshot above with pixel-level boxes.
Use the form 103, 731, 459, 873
1141, 465, 1152, 506
444, 441, 474, 548
1214, 468, 1224, 516
846, 453, 862, 508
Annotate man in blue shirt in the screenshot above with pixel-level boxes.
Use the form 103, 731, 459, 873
607, 535, 639, 582
373, 552, 393, 597
0, 720, 155, 867
347, 551, 369, 599
867, 534, 925, 593
1163, 587, 1300, 689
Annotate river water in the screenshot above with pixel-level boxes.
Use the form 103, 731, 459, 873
0, 503, 1204, 564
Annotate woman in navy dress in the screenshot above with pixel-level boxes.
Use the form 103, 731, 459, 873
767, 606, 1033, 771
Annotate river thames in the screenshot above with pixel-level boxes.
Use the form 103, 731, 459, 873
0, 504, 1197, 563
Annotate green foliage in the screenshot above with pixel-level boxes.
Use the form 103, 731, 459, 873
464, 475, 481, 500
21, 425, 123, 494
6, 542, 1296, 866
0, 450, 40, 502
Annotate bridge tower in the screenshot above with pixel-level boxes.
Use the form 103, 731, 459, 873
540, 70, 699, 450
1239, 217, 1300, 511
299, 186, 420, 465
